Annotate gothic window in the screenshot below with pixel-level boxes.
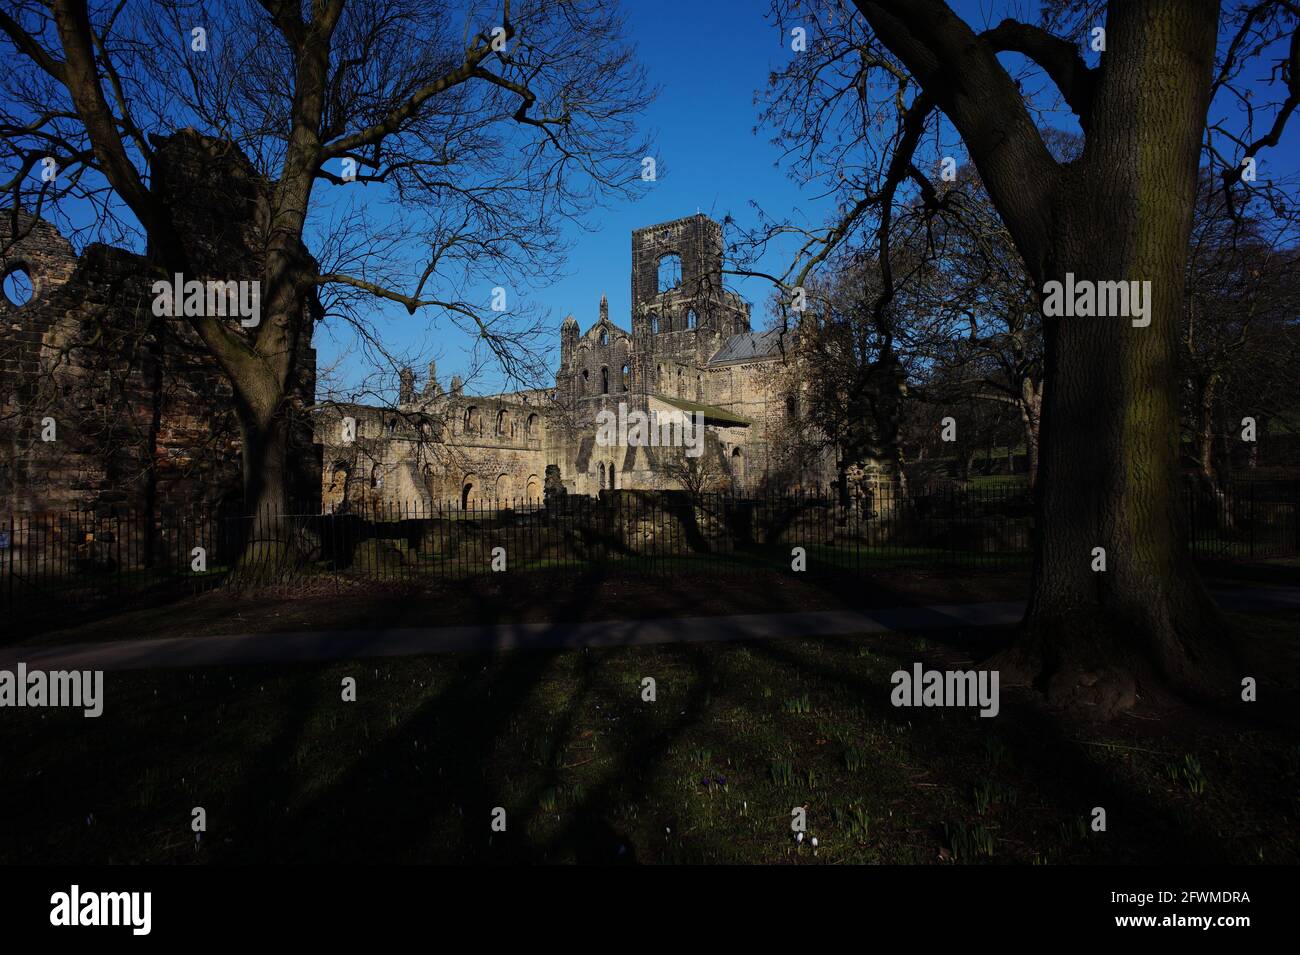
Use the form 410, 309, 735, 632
600, 329, 608, 346
601, 366, 609, 394
658, 254, 681, 292
687, 309, 698, 331
649, 313, 659, 334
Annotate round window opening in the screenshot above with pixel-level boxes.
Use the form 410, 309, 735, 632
3, 265, 34, 308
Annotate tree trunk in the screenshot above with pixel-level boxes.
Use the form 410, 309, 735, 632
233, 400, 294, 575
1019, 378, 1041, 491
1009, 2, 1235, 717
961, 448, 976, 482
226, 302, 303, 577
1194, 372, 1234, 532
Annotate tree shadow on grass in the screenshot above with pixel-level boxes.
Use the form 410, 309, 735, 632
741, 630, 1296, 864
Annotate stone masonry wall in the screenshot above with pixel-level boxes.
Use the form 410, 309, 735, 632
0, 132, 320, 514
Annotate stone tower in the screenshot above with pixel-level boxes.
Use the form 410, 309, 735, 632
628, 214, 750, 397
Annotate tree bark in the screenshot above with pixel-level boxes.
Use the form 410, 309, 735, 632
854, 0, 1237, 716
1194, 372, 1234, 531
1019, 378, 1041, 490
1013, 2, 1235, 715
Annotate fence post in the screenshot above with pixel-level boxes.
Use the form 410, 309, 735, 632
1249, 481, 1255, 559
5, 511, 12, 620
1294, 479, 1300, 557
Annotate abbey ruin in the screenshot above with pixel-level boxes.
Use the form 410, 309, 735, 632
3, 202, 834, 517
316, 214, 834, 509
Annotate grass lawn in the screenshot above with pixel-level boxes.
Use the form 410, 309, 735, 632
2, 608, 1296, 864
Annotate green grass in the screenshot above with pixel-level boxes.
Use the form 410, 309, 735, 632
2, 615, 1297, 864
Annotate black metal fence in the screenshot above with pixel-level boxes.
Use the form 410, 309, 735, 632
3, 478, 1296, 626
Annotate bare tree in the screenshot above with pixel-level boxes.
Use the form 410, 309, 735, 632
1, 0, 652, 564
755, 0, 1300, 715
1181, 169, 1300, 516
661, 443, 730, 500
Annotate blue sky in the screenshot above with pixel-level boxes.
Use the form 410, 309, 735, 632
316, 0, 836, 399
19, 0, 1297, 401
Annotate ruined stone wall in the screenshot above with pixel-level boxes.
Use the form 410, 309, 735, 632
316, 390, 549, 510
1, 215, 246, 512
0, 132, 320, 514
629, 214, 750, 377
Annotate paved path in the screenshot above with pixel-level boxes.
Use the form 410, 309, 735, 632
2, 587, 1296, 673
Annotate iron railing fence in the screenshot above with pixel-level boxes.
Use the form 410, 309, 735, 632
3, 477, 1295, 627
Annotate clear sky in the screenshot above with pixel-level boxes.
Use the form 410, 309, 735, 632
315, 0, 844, 400
324, 0, 1255, 400
21, 0, 1297, 401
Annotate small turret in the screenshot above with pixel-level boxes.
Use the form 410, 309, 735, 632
599, 293, 609, 324
398, 367, 415, 405
560, 314, 579, 366
422, 359, 442, 398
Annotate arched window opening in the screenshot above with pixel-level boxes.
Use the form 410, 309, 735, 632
649, 313, 659, 334
461, 474, 480, 509
597, 462, 605, 488
599, 329, 608, 346
658, 254, 681, 292
2, 265, 33, 307
601, 366, 609, 394
687, 309, 697, 331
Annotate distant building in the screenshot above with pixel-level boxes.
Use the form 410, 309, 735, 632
315, 214, 834, 508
